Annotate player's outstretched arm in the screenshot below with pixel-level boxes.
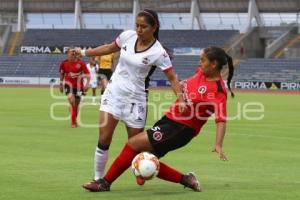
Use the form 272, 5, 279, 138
73, 42, 120, 57
212, 122, 228, 161
164, 68, 187, 114
84, 75, 90, 92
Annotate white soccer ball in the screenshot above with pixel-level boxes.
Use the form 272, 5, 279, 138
131, 152, 160, 180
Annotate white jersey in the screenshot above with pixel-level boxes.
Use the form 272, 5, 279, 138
105, 30, 172, 101
87, 63, 99, 82
87, 63, 99, 88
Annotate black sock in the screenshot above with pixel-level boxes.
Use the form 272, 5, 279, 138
97, 143, 110, 151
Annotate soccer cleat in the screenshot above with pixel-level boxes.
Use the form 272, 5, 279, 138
82, 179, 111, 192
136, 176, 145, 186
71, 123, 77, 128
180, 172, 201, 192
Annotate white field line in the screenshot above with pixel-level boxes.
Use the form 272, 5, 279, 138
228, 132, 300, 141
200, 129, 300, 141
202, 131, 300, 141
204, 123, 300, 128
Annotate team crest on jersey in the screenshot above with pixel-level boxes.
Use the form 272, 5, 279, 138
76, 63, 81, 69
153, 131, 163, 141
122, 45, 127, 51
142, 57, 150, 65
198, 86, 207, 94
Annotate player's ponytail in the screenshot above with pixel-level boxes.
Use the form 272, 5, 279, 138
153, 25, 159, 40
225, 54, 235, 98
203, 46, 235, 98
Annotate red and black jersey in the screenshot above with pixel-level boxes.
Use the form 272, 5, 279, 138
59, 59, 89, 89
165, 68, 227, 135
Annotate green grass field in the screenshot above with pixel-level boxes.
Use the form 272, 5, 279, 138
0, 87, 299, 200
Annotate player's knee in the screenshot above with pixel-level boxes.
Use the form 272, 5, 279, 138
68, 99, 75, 105
127, 139, 140, 152
128, 133, 150, 152
127, 137, 135, 146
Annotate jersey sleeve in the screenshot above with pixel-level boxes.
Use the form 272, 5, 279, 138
154, 50, 173, 72
214, 93, 227, 123
115, 30, 136, 48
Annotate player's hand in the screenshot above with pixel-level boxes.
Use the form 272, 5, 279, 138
212, 145, 228, 161
178, 100, 187, 114
59, 83, 63, 93
83, 85, 89, 92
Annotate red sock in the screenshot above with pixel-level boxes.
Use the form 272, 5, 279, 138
75, 105, 79, 118
104, 144, 137, 183
157, 162, 183, 183
71, 105, 77, 125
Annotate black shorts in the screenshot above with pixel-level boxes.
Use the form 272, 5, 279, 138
146, 116, 196, 158
64, 84, 85, 98
98, 69, 113, 81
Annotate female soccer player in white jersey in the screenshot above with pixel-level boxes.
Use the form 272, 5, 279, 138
72, 9, 186, 185
86, 57, 99, 104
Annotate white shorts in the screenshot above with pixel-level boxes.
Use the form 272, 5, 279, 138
99, 92, 147, 129
90, 80, 98, 88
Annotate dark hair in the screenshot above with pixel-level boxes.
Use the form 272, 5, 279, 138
137, 9, 173, 64
137, 9, 160, 40
203, 46, 235, 98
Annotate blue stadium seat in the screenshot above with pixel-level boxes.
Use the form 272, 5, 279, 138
234, 58, 300, 82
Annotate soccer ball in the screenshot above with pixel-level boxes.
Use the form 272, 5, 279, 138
131, 152, 160, 180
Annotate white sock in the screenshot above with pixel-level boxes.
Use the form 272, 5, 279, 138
92, 96, 96, 103
94, 147, 108, 180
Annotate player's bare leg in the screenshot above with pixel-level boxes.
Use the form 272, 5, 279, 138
100, 77, 108, 95
92, 88, 97, 104
67, 93, 77, 128
74, 96, 81, 127
83, 111, 119, 190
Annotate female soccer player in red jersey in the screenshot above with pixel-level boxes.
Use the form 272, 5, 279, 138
59, 48, 90, 128
72, 9, 185, 183
82, 46, 235, 192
